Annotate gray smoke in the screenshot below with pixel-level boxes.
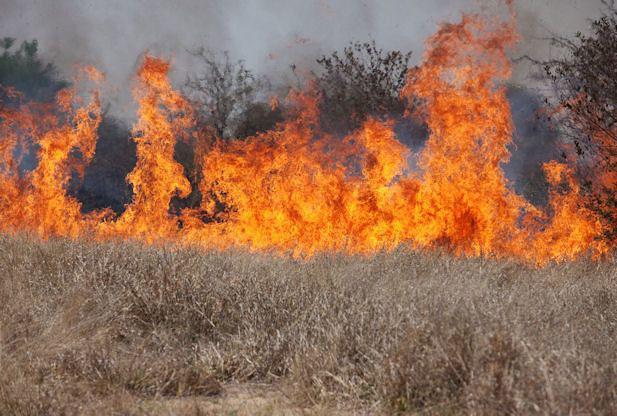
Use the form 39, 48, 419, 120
0, 0, 607, 111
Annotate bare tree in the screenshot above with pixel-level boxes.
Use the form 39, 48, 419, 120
185, 48, 263, 139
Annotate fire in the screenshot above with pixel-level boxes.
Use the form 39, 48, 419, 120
401, 12, 526, 257
0, 6, 612, 266
193, 94, 418, 256
99, 56, 194, 242
0, 67, 103, 238
528, 162, 608, 262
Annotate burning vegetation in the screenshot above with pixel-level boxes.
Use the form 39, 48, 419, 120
0, 4, 614, 266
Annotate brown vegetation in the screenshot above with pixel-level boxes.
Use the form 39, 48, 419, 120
0, 235, 615, 415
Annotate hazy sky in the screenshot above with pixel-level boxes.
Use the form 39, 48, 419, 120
0, 0, 607, 111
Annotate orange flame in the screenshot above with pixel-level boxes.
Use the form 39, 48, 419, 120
0, 67, 103, 238
0, 7, 612, 266
401, 12, 525, 257
99, 56, 194, 242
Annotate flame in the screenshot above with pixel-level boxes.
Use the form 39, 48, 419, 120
0, 67, 103, 238
99, 56, 194, 242
192, 93, 419, 256
401, 12, 526, 257
528, 162, 607, 262
0, 6, 612, 266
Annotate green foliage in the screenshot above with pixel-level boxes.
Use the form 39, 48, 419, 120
315, 40, 413, 133
0, 37, 67, 101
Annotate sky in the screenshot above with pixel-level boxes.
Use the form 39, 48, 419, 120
0, 0, 607, 112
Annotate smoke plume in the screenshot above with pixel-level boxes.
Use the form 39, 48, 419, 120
0, 0, 606, 100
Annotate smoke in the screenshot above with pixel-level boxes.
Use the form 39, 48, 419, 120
513, 0, 605, 84
0, 0, 606, 101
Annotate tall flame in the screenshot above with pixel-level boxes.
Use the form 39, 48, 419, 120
100, 56, 194, 242
402, 13, 525, 256
0, 7, 611, 266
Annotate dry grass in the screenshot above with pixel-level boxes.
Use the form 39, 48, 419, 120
0, 234, 615, 415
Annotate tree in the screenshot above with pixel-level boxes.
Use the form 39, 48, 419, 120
185, 48, 273, 139
542, 0, 616, 241
315, 40, 413, 133
0, 38, 67, 102
180, 49, 283, 213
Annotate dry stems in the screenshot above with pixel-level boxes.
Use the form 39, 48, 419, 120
0, 235, 615, 415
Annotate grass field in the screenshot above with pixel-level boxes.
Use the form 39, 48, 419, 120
0, 235, 615, 415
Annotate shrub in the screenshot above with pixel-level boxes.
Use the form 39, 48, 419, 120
315, 40, 413, 133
